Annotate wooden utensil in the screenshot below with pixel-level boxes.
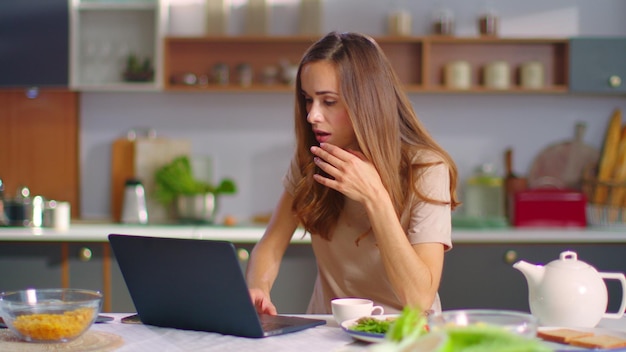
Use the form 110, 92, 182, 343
593, 108, 623, 205
609, 125, 626, 207
504, 148, 527, 221
528, 123, 599, 190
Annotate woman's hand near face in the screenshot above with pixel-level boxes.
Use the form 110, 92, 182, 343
310, 143, 387, 205
249, 288, 278, 315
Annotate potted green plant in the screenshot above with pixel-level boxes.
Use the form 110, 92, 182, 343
154, 156, 236, 223
123, 53, 154, 82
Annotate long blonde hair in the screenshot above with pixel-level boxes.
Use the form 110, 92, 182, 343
292, 32, 459, 240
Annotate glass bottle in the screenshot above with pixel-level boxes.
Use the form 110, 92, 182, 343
432, 7, 454, 35
387, 0, 412, 36
478, 1, 499, 36
464, 164, 505, 219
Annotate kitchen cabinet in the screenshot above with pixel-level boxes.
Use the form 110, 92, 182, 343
439, 243, 626, 313
69, 0, 166, 91
569, 37, 626, 94
0, 0, 69, 87
0, 89, 80, 218
0, 242, 120, 312
164, 36, 569, 94
0, 243, 63, 291
68, 243, 104, 291
116, 241, 317, 313
239, 243, 318, 314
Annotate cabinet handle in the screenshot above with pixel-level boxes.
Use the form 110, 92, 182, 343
503, 250, 518, 264
237, 248, 250, 263
609, 75, 622, 88
78, 247, 92, 262
25, 87, 39, 99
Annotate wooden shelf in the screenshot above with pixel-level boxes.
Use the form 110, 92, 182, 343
163, 35, 570, 94
423, 37, 569, 91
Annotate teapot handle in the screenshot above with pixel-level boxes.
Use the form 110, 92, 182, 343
600, 272, 626, 319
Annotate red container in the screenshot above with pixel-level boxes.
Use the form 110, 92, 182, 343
513, 189, 587, 227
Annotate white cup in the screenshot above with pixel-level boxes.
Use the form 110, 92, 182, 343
331, 298, 384, 324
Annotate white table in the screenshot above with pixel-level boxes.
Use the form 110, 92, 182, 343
91, 314, 359, 352
87, 314, 626, 351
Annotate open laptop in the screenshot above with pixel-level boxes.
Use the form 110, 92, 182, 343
108, 234, 325, 338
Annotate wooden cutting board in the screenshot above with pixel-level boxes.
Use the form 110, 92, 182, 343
111, 136, 191, 223
528, 123, 599, 190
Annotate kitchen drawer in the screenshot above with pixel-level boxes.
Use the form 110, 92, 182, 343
569, 37, 626, 94
0, 243, 63, 291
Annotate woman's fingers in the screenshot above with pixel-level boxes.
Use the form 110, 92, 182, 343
310, 143, 360, 169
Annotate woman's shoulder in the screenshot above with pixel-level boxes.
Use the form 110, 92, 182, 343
409, 147, 447, 166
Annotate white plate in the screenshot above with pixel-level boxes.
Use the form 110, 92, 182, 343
538, 327, 626, 351
340, 314, 399, 343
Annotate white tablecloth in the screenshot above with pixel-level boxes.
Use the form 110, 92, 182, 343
92, 314, 364, 352
89, 314, 626, 351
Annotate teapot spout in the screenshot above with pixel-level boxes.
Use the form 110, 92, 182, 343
513, 260, 545, 288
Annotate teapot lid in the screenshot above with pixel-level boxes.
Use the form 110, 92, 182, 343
547, 251, 593, 270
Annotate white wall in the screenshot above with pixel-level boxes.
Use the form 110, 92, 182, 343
79, 0, 626, 222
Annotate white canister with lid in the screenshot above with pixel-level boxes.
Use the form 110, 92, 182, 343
43, 200, 71, 231
387, 10, 412, 36
520, 61, 544, 89
484, 61, 510, 89
445, 61, 471, 90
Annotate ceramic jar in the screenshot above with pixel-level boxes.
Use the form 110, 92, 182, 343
445, 61, 471, 90
520, 61, 544, 89
484, 61, 510, 89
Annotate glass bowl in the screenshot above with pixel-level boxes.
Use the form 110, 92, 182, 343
0, 288, 102, 343
427, 309, 538, 338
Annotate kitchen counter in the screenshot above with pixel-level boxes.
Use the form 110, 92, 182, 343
0, 223, 624, 243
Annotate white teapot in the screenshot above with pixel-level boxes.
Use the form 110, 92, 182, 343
513, 250, 626, 328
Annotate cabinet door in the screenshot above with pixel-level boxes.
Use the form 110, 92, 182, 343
569, 38, 626, 94
0, 243, 62, 291
69, 0, 163, 90
0, 0, 69, 87
109, 249, 136, 313
68, 243, 104, 291
439, 243, 626, 312
0, 89, 80, 218
236, 243, 318, 314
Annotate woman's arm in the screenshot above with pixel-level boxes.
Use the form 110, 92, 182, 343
364, 191, 445, 310
311, 143, 446, 310
246, 190, 300, 315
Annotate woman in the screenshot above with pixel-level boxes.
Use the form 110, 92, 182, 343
246, 31, 459, 315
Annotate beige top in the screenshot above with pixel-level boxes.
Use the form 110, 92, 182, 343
283, 151, 453, 315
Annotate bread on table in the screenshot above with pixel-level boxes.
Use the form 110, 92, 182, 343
538, 328, 626, 349
537, 328, 594, 343
569, 334, 626, 349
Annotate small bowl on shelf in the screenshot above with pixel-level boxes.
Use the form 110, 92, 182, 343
427, 309, 538, 339
0, 288, 102, 343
